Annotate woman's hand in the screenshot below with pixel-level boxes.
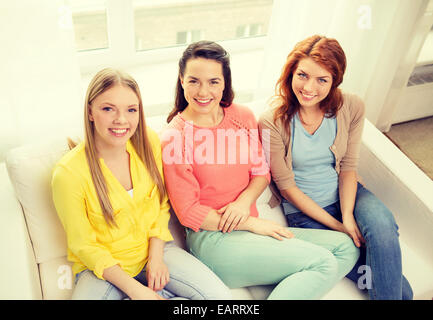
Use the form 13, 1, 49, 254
217, 199, 251, 233
341, 216, 365, 248
102, 264, 165, 300
146, 257, 170, 292
245, 217, 294, 241
129, 284, 166, 300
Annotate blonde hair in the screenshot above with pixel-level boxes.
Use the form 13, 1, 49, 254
70, 68, 166, 227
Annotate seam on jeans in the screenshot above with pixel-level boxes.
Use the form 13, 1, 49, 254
102, 282, 116, 300
168, 274, 207, 300
364, 244, 377, 300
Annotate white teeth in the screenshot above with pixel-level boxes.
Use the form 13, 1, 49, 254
302, 92, 315, 98
110, 129, 128, 134
196, 99, 211, 103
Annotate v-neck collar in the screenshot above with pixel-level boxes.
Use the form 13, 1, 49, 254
295, 112, 325, 137
98, 140, 138, 204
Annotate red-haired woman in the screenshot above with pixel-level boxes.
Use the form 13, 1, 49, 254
258, 35, 413, 300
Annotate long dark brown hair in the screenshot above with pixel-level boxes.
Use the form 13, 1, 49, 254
167, 40, 235, 123
273, 35, 347, 128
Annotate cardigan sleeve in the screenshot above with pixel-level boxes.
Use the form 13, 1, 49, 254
339, 95, 365, 172
161, 128, 213, 232
258, 109, 296, 191
51, 165, 120, 280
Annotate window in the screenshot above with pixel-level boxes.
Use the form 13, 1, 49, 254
176, 30, 204, 45
416, 24, 433, 65
72, 0, 274, 70
133, 0, 273, 51
236, 23, 263, 38
73, 0, 275, 113
70, 0, 108, 51
408, 1, 433, 86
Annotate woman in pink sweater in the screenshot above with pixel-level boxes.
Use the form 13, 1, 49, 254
161, 41, 359, 299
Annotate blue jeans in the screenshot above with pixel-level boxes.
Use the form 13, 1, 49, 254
71, 242, 231, 300
282, 183, 413, 300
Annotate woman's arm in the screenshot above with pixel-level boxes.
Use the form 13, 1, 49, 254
102, 238, 171, 299
281, 186, 345, 232
52, 165, 121, 279
201, 209, 294, 241
102, 265, 163, 300
146, 237, 170, 292
337, 96, 367, 247
338, 170, 357, 219
163, 164, 291, 241
281, 175, 364, 247
338, 170, 364, 247
217, 175, 268, 232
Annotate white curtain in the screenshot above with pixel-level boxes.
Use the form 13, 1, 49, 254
0, 0, 82, 160
256, 0, 428, 130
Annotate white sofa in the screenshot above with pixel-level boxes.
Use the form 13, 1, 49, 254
1, 104, 433, 300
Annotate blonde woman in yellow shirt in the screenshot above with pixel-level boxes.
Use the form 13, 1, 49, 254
51, 68, 230, 300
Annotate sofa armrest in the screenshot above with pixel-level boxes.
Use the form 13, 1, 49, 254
359, 120, 433, 264
0, 163, 42, 299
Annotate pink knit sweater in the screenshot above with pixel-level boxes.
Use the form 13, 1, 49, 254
161, 104, 270, 232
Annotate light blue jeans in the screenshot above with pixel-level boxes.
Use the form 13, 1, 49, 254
186, 226, 359, 300
282, 183, 413, 300
71, 242, 231, 300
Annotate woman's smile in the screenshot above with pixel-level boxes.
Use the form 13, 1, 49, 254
108, 128, 130, 137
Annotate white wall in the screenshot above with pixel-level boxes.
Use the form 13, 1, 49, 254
0, 0, 82, 161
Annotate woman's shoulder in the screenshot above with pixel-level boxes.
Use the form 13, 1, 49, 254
258, 106, 277, 124
164, 113, 186, 132
341, 92, 365, 116
52, 141, 87, 184
227, 103, 254, 116
145, 126, 160, 145
55, 141, 86, 168
225, 103, 259, 127
145, 126, 167, 157
160, 114, 186, 146
223, 103, 261, 132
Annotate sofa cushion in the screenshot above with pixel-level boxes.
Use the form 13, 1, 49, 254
6, 139, 72, 265
39, 257, 74, 300
0, 163, 42, 299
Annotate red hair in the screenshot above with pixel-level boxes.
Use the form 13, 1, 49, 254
273, 35, 346, 128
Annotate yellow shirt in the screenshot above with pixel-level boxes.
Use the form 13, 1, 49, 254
51, 128, 173, 280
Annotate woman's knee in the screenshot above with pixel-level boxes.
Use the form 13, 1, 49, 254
71, 269, 124, 300
334, 231, 360, 261
309, 248, 340, 279
355, 188, 399, 239
164, 243, 232, 300
289, 240, 340, 278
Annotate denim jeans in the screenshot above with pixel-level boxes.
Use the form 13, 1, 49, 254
186, 225, 359, 300
71, 241, 231, 300
282, 183, 413, 300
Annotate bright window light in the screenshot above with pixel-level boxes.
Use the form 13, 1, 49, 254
133, 0, 273, 51
70, 0, 109, 52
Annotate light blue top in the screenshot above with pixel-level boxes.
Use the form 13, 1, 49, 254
283, 112, 339, 214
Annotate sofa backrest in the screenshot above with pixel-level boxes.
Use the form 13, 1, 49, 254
6, 138, 74, 299
6, 139, 71, 264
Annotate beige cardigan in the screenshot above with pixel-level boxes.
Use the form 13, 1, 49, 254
258, 92, 365, 208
